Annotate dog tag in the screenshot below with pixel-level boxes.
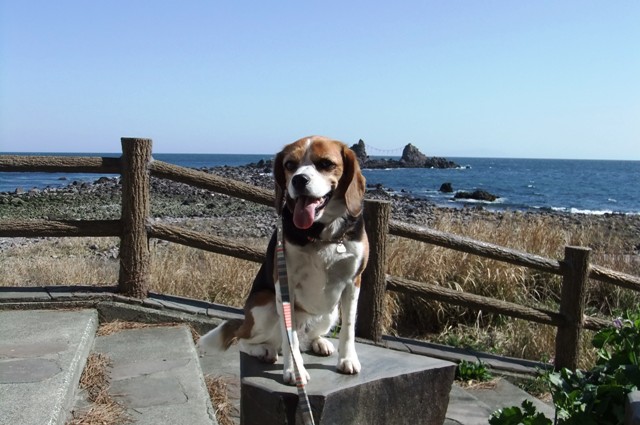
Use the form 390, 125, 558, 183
336, 242, 347, 253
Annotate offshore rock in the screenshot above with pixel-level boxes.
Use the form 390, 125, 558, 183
350, 140, 459, 169
454, 189, 499, 202
401, 143, 428, 166
351, 139, 369, 164
440, 182, 454, 193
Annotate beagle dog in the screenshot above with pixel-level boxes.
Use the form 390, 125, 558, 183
198, 135, 369, 385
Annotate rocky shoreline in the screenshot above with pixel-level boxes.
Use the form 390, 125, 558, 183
1, 163, 640, 256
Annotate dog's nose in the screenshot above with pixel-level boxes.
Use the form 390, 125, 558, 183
291, 174, 310, 192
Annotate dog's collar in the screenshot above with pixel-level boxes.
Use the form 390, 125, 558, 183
306, 235, 347, 253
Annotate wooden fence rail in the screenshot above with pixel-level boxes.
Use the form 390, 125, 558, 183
0, 155, 122, 173
149, 160, 274, 207
1, 137, 639, 371
0, 219, 122, 238
148, 222, 265, 264
388, 220, 562, 274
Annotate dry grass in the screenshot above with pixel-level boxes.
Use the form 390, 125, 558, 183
148, 238, 262, 307
0, 237, 119, 286
67, 353, 130, 425
457, 378, 499, 390
205, 375, 238, 425
2, 212, 639, 368
383, 210, 638, 367
96, 320, 189, 337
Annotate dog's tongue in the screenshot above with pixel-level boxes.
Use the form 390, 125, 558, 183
293, 196, 323, 229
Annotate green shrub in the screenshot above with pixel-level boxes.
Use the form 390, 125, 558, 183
455, 360, 493, 382
490, 311, 640, 425
489, 400, 551, 425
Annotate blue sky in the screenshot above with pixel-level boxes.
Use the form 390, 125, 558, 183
1, 1, 638, 159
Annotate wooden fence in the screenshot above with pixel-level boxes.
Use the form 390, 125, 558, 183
2, 137, 640, 371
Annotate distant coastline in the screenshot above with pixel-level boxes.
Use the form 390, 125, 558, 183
2, 161, 640, 260
1, 153, 639, 215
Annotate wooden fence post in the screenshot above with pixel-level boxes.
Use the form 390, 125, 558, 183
554, 245, 591, 371
118, 138, 152, 298
357, 199, 391, 342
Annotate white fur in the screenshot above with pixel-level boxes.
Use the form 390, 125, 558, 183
282, 238, 365, 380
224, 237, 365, 386
288, 164, 332, 200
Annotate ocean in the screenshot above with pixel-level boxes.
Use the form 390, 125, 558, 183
1, 153, 639, 215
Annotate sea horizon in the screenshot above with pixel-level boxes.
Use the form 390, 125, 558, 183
2, 151, 639, 162
1, 152, 639, 215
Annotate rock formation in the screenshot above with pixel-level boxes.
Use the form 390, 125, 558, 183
400, 144, 428, 166
349, 140, 459, 169
351, 139, 369, 163
439, 182, 454, 193
453, 189, 499, 202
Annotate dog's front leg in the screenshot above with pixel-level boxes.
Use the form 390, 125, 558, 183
275, 279, 310, 385
337, 283, 361, 374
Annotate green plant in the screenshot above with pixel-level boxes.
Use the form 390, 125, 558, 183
489, 400, 552, 425
455, 360, 493, 382
593, 313, 640, 370
548, 311, 640, 425
491, 311, 640, 425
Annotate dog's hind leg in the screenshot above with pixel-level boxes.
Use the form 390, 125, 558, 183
238, 299, 281, 363
197, 319, 243, 355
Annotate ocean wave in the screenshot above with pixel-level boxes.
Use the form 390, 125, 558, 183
450, 197, 505, 205
550, 206, 616, 215
362, 168, 395, 171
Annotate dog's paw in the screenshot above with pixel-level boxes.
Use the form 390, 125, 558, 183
337, 355, 361, 375
311, 337, 335, 356
241, 343, 279, 364
284, 365, 310, 386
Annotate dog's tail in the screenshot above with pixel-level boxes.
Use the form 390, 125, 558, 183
197, 319, 243, 355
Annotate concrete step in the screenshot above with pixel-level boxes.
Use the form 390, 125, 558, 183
88, 325, 217, 425
466, 377, 555, 421
200, 340, 557, 425
201, 338, 456, 425
198, 341, 242, 424
0, 309, 98, 425
445, 384, 494, 425
445, 378, 555, 425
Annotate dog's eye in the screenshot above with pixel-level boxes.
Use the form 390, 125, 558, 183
316, 159, 336, 171
284, 161, 297, 171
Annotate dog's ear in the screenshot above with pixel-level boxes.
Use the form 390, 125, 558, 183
273, 150, 287, 214
340, 146, 366, 217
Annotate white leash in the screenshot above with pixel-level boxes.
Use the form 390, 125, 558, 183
276, 219, 316, 425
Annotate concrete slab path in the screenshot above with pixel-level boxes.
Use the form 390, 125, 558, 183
91, 325, 217, 425
0, 301, 559, 425
0, 309, 98, 425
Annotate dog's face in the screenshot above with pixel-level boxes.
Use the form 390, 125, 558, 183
274, 136, 365, 229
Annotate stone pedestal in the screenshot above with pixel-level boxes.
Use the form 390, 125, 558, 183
240, 339, 455, 425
